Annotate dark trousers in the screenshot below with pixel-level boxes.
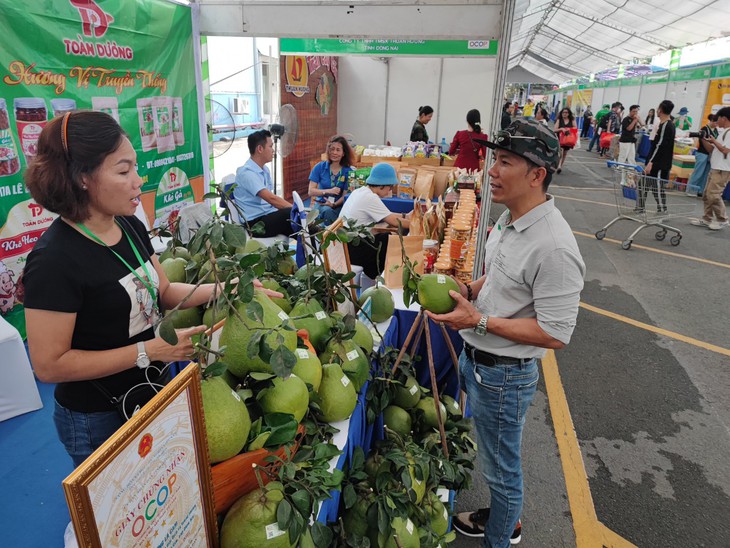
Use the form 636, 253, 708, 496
638, 168, 669, 211
347, 232, 389, 279
251, 207, 294, 237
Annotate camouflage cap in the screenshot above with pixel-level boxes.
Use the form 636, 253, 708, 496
473, 119, 560, 173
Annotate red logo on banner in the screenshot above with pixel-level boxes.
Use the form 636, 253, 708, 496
138, 433, 153, 458
69, 0, 115, 38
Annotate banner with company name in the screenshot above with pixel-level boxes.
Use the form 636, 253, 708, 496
281, 38, 499, 57
0, 0, 203, 336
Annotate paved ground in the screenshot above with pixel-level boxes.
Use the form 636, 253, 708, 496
451, 142, 730, 547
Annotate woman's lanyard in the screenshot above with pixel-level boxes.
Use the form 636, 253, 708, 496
77, 220, 158, 308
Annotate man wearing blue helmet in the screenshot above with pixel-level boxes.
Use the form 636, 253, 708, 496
338, 163, 411, 278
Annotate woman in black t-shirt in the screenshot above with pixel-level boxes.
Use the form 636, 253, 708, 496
22, 112, 246, 467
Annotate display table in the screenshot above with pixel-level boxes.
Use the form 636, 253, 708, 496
637, 133, 652, 162
0, 316, 42, 421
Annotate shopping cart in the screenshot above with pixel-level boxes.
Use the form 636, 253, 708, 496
594, 162, 697, 250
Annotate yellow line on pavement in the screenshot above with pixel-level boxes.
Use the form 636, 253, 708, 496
579, 302, 730, 357
542, 351, 637, 547
553, 195, 616, 207
573, 231, 730, 270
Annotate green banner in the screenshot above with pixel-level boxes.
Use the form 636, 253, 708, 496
669, 66, 713, 82
0, 0, 203, 336
280, 38, 499, 57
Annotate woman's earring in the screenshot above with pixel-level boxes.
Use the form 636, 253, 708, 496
82, 185, 87, 190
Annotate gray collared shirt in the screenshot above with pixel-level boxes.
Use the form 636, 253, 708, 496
460, 195, 585, 359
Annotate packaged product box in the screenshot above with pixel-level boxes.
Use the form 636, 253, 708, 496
172, 97, 185, 146
413, 169, 435, 200
398, 168, 417, 200
137, 98, 156, 152
152, 96, 175, 153
92, 96, 119, 123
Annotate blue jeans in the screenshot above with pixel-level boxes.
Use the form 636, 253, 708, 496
588, 130, 600, 152
459, 351, 539, 548
311, 202, 341, 225
686, 153, 710, 195
53, 400, 125, 468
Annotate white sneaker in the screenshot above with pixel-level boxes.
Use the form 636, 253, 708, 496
708, 221, 729, 231
690, 218, 712, 228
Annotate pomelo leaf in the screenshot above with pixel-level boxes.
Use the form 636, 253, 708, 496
313, 443, 341, 460
264, 417, 298, 447
276, 499, 293, 529
270, 346, 296, 378
204, 362, 227, 377
238, 253, 260, 268
202, 192, 219, 200
222, 222, 247, 248
291, 489, 311, 515
245, 300, 264, 322
209, 222, 223, 247
246, 330, 265, 359
342, 484, 356, 509
158, 318, 178, 345
310, 522, 333, 547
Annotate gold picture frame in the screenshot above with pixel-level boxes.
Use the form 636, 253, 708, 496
63, 363, 218, 548
322, 218, 358, 304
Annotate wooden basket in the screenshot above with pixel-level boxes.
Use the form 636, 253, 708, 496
211, 424, 306, 514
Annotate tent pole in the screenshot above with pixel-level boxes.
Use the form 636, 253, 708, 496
473, 0, 517, 278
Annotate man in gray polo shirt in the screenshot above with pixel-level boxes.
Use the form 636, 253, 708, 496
429, 119, 585, 547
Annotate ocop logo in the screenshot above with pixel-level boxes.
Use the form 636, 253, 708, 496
468, 40, 491, 50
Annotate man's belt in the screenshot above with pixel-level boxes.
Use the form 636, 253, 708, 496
463, 342, 534, 367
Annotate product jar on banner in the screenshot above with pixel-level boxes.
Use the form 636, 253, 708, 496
51, 98, 77, 118
0, 98, 21, 177
14, 98, 48, 166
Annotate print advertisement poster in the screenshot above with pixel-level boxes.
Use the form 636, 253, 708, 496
702, 78, 730, 122
0, 0, 204, 336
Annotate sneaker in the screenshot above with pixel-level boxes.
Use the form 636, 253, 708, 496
691, 218, 712, 228
452, 507, 522, 544
709, 220, 729, 231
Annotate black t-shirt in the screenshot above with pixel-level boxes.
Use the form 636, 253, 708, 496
23, 216, 165, 412
619, 117, 637, 143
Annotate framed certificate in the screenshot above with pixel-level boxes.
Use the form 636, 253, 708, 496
63, 363, 218, 548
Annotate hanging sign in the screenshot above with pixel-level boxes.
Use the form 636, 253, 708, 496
281, 38, 499, 57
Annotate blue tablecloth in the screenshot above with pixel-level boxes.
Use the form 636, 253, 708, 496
637, 133, 652, 162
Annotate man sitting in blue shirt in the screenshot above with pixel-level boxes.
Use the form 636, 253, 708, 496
233, 130, 293, 237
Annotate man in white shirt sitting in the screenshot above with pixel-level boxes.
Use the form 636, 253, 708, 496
338, 163, 411, 278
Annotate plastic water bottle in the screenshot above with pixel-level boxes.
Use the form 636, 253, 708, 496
440, 137, 448, 150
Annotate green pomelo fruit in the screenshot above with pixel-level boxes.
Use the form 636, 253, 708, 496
167, 306, 203, 329
220, 488, 294, 548
291, 299, 330, 351
352, 320, 374, 353
161, 257, 187, 283
364, 453, 385, 484
298, 529, 315, 548
277, 255, 297, 276
258, 374, 309, 423
416, 274, 459, 314
358, 286, 395, 323
244, 239, 266, 254
342, 494, 372, 538
317, 363, 357, 423
321, 339, 369, 391
260, 279, 292, 313
202, 300, 229, 329
383, 405, 412, 438
379, 517, 420, 548
441, 394, 463, 420
159, 245, 192, 263
415, 397, 447, 431
294, 263, 324, 282
292, 348, 323, 392
219, 290, 297, 378
425, 491, 449, 536
221, 369, 240, 389
197, 259, 217, 284
201, 377, 251, 464
393, 376, 421, 409
407, 456, 427, 504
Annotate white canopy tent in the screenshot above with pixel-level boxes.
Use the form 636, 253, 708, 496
509, 0, 728, 84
